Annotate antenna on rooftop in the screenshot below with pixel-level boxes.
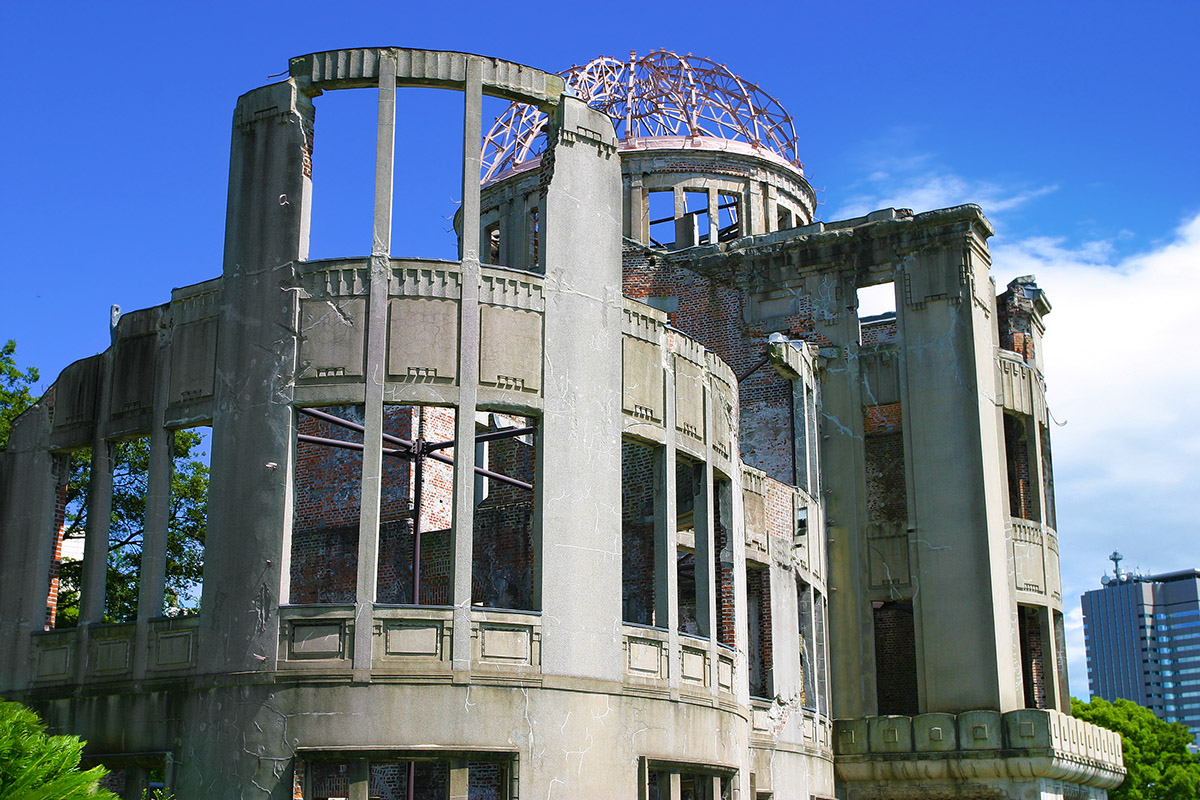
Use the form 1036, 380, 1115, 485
1110, 550, 1125, 581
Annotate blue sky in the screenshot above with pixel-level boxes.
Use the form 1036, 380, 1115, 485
3, 1, 1197, 698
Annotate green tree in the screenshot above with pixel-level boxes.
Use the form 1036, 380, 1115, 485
0, 340, 39, 450
55, 431, 209, 625
0, 699, 118, 800
1073, 696, 1200, 800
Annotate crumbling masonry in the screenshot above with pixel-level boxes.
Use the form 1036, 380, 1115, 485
0, 48, 1125, 799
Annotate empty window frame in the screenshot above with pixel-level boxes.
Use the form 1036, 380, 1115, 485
472, 412, 538, 611
165, 426, 210, 616
746, 562, 773, 698
622, 439, 658, 626
1003, 413, 1038, 522
648, 190, 676, 249
713, 477, 736, 648
797, 580, 816, 709
872, 599, 918, 715
291, 405, 366, 605
644, 761, 733, 800
716, 193, 741, 242
856, 282, 897, 345
1018, 604, 1050, 709
306, 88, 377, 260
299, 756, 512, 800
378, 404, 458, 606
676, 455, 700, 635
46, 447, 90, 628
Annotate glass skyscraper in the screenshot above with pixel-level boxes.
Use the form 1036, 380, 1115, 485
1082, 553, 1200, 745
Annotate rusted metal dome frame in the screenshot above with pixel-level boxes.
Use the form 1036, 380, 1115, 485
481, 49, 801, 183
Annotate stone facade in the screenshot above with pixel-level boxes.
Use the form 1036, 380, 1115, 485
0, 48, 1124, 799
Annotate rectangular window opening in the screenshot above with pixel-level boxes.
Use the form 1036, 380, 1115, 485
166, 426, 210, 616
797, 580, 816, 709
717, 194, 741, 242
714, 477, 735, 648
747, 562, 773, 698
648, 190, 676, 249
1018, 604, 1049, 709
857, 282, 897, 345
472, 411, 538, 611
378, 404, 456, 606
307, 88, 378, 261
291, 404, 365, 605
622, 439, 657, 626
872, 599, 918, 715
391, 88, 466, 261
47, 447, 91, 628
684, 190, 709, 247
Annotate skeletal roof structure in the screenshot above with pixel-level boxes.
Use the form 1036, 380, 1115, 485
480, 49, 802, 183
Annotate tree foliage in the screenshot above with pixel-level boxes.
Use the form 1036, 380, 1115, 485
0, 340, 39, 450
0, 699, 118, 800
55, 431, 209, 625
1073, 696, 1200, 800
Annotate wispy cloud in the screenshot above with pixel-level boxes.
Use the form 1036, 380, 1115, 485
826, 130, 1057, 222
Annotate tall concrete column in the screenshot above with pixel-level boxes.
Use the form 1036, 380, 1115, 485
199, 76, 314, 673
134, 326, 172, 678
896, 228, 1020, 712
450, 59, 483, 676
353, 54, 396, 675
80, 354, 114, 627
537, 96, 623, 681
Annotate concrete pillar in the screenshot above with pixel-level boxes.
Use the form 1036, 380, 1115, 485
80, 351, 114, 627
707, 188, 719, 245
199, 75, 314, 674
448, 759, 469, 800
347, 760, 369, 800
134, 326, 172, 678
451, 59, 483, 676
896, 237, 1020, 712
0, 401, 56, 691
536, 95, 623, 681
353, 53, 397, 675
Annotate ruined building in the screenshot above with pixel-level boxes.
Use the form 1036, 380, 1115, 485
0, 48, 1126, 799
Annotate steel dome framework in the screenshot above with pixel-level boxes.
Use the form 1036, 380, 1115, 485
480, 50, 802, 182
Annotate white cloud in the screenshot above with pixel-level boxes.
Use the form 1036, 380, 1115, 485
991, 212, 1200, 696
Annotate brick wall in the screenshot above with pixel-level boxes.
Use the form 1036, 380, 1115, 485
747, 563, 772, 698
472, 417, 536, 610
714, 484, 735, 647
1004, 413, 1034, 520
860, 316, 898, 347
622, 441, 657, 625
45, 450, 70, 628
623, 242, 827, 485
873, 600, 919, 715
863, 403, 907, 528
1019, 605, 1048, 709
998, 288, 1036, 364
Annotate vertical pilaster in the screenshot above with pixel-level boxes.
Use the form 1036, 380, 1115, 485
451, 59, 483, 676
696, 381, 718, 695
354, 53, 397, 675
707, 188, 719, 245
80, 354, 114, 627
134, 324, 172, 677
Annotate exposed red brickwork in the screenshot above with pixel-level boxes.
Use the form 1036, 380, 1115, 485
1004, 413, 1034, 520
714, 482, 735, 647
291, 405, 459, 605
45, 452, 70, 629
623, 242, 828, 484
473, 415, 537, 610
763, 477, 794, 542
292, 758, 305, 800
747, 563, 772, 697
998, 282, 1037, 364
862, 402, 902, 435
873, 600, 919, 715
622, 440, 657, 625
1019, 605, 1048, 709
860, 316, 897, 347
468, 762, 504, 800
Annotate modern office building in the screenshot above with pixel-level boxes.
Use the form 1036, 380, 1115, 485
0, 48, 1125, 799
1083, 552, 1200, 744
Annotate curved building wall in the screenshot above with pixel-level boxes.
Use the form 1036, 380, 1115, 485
0, 48, 835, 800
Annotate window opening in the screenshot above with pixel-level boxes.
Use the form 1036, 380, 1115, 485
716, 193, 741, 241
747, 562, 772, 698
292, 405, 365, 604
856, 282, 896, 345
776, 205, 793, 232
527, 206, 540, 271
47, 447, 89, 628
622, 439, 657, 626
166, 426, 210, 616
483, 221, 501, 265
391, 88, 465, 261
714, 477, 735, 647
1018, 604, 1049, 709
797, 580, 816, 709
684, 191, 709, 247
378, 405, 457, 605
872, 599, 918, 715
648, 190, 676, 249
307, 89, 378, 260
1004, 413, 1036, 521
472, 412, 538, 611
